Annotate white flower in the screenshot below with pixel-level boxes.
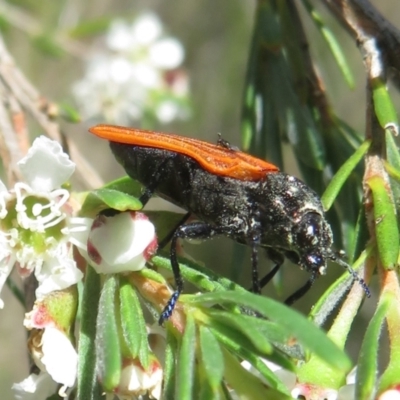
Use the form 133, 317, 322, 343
24, 299, 78, 392
87, 211, 157, 274
73, 12, 190, 125
12, 372, 57, 400
118, 357, 163, 399
41, 327, 78, 388
0, 136, 89, 307
149, 37, 184, 69
18, 136, 75, 192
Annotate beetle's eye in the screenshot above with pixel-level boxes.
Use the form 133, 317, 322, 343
296, 213, 322, 248
305, 253, 326, 274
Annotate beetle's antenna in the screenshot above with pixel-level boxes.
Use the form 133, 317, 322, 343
330, 253, 371, 297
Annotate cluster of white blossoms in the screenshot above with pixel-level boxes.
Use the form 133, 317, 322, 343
0, 136, 87, 308
6, 136, 160, 399
73, 12, 190, 125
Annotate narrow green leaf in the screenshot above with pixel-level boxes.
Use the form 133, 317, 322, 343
206, 310, 273, 354
367, 176, 399, 269
208, 325, 292, 393
59, 102, 81, 123
151, 254, 246, 296
310, 249, 370, 327
77, 266, 102, 400
222, 348, 292, 400
176, 314, 196, 399
385, 130, 400, 226
119, 278, 150, 368
187, 291, 351, 370
385, 161, 400, 183
199, 326, 224, 392
80, 188, 142, 217
356, 296, 390, 399
31, 34, 64, 58
96, 275, 121, 391
198, 369, 218, 400
103, 176, 143, 196
199, 311, 292, 373
321, 140, 371, 210
348, 203, 369, 263
378, 294, 400, 393
300, 0, 354, 87
68, 17, 110, 38
162, 329, 178, 400
372, 79, 399, 132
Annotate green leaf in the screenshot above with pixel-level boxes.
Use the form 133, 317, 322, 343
371, 79, 399, 133
199, 310, 292, 371
176, 314, 196, 399
103, 176, 143, 196
152, 254, 246, 295
206, 310, 273, 354
367, 176, 399, 269
385, 130, 400, 226
309, 249, 370, 326
199, 326, 224, 393
378, 294, 400, 393
31, 34, 64, 58
207, 323, 292, 393
59, 102, 81, 123
68, 17, 111, 38
162, 329, 178, 400
300, 0, 354, 87
96, 275, 121, 391
80, 188, 142, 217
187, 291, 351, 370
222, 348, 292, 400
241, 1, 326, 170
356, 296, 390, 399
321, 140, 371, 210
119, 278, 149, 368
77, 266, 103, 400
348, 203, 370, 263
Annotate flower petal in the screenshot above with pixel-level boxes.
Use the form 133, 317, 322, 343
18, 136, 75, 192
35, 255, 83, 299
149, 38, 184, 69
41, 327, 77, 387
131, 13, 162, 45
12, 372, 57, 400
88, 212, 157, 274
0, 254, 14, 308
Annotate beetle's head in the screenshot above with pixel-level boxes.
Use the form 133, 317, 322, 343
292, 212, 333, 275
292, 211, 370, 297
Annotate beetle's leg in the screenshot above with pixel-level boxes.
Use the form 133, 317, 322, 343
158, 212, 191, 249
284, 269, 317, 305
256, 264, 281, 290
251, 242, 261, 294
158, 221, 223, 324
255, 248, 285, 291
139, 154, 178, 206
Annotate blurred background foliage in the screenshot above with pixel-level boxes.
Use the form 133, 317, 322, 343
1, 0, 400, 398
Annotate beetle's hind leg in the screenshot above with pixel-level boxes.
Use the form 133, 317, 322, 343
158, 221, 224, 324
158, 212, 191, 249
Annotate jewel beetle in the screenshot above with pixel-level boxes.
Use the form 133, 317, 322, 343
89, 124, 370, 323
